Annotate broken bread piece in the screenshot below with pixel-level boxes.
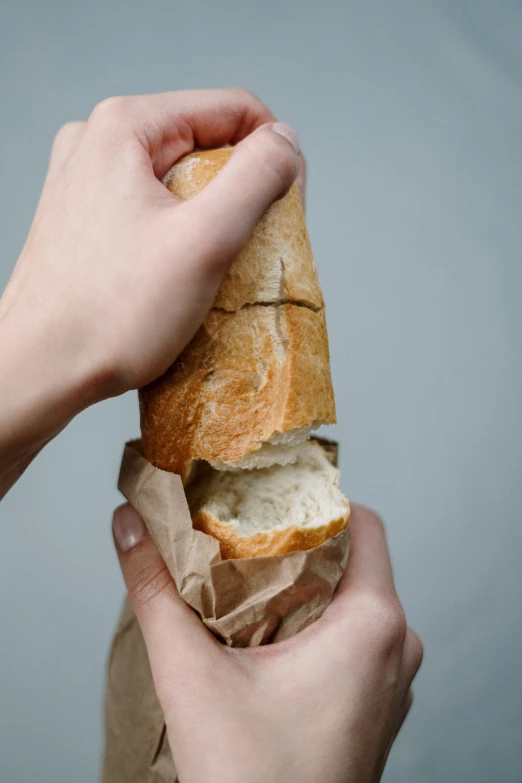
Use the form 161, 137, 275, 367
208, 425, 316, 471
186, 440, 350, 560
140, 304, 335, 479
139, 147, 336, 479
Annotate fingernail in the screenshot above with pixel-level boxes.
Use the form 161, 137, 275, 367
272, 122, 300, 154
113, 505, 146, 552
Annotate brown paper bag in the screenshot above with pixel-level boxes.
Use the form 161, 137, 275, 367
102, 441, 349, 782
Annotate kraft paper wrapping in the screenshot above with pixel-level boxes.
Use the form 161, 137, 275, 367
102, 440, 349, 783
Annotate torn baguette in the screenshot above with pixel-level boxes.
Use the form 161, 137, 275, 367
140, 304, 335, 478
139, 148, 336, 477
138, 148, 349, 561
186, 440, 350, 559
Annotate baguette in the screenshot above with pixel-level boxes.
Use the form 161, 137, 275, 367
140, 304, 335, 478
139, 147, 349, 559
140, 148, 336, 479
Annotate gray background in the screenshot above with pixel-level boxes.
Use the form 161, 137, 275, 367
1, 0, 521, 781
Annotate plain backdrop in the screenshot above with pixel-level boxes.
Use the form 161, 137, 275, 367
1, 1, 521, 781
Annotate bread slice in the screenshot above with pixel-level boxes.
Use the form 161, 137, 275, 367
139, 304, 336, 477
186, 440, 350, 559
163, 148, 324, 312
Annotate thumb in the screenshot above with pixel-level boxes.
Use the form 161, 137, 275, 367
112, 503, 215, 688
185, 122, 301, 262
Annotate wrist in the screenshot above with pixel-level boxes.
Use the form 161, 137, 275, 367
0, 295, 101, 483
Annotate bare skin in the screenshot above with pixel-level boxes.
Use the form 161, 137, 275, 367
1, 88, 422, 781
0, 88, 300, 497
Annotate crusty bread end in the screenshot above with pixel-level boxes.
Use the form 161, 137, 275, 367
186, 440, 350, 559
139, 147, 336, 476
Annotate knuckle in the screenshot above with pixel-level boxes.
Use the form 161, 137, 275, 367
379, 606, 407, 653
52, 122, 83, 153
53, 122, 74, 144
359, 593, 407, 656
129, 561, 173, 610
90, 95, 130, 125
230, 86, 261, 105
407, 628, 424, 676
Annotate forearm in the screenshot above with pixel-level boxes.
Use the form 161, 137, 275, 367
0, 298, 94, 498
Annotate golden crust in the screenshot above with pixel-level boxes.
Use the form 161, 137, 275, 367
193, 508, 350, 560
139, 304, 336, 475
163, 148, 324, 311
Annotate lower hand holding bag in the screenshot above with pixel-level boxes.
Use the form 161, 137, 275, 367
101, 441, 350, 783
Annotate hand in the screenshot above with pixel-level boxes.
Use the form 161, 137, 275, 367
113, 502, 423, 783
0, 89, 301, 496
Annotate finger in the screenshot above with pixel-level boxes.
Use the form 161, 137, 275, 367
378, 689, 414, 778
88, 88, 277, 177
335, 504, 396, 598
50, 121, 87, 166
379, 630, 422, 773
403, 687, 414, 718
112, 503, 215, 677
393, 689, 414, 748
181, 122, 300, 265
296, 152, 307, 211
398, 627, 424, 694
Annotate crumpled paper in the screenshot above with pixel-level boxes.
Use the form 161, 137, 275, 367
101, 439, 349, 782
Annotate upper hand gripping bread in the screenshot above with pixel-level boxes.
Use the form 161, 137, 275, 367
162, 148, 324, 312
